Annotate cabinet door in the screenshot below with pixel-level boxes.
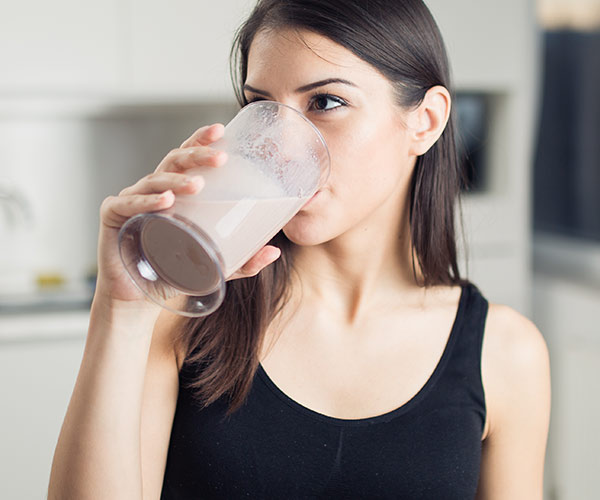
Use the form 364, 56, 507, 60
553, 346, 600, 500
0, 0, 122, 91
0, 337, 86, 499
129, 0, 255, 99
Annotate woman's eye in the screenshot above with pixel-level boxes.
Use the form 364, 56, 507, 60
310, 94, 346, 112
245, 96, 265, 105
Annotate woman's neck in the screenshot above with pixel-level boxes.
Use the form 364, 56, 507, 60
289, 200, 424, 325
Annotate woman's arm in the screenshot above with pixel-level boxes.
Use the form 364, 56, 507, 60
47, 298, 163, 499
475, 304, 551, 500
139, 307, 184, 499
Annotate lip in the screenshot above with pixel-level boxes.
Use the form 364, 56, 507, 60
301, 190, 321, 209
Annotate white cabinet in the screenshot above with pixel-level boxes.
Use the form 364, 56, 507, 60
532, 272, 600, 500
129, 0, 255, 100
0, 1, 122, 92
0, 313, 88, 499
0, 0, 256, 99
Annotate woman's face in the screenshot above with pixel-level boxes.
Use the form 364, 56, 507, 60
244, 29, 417, 246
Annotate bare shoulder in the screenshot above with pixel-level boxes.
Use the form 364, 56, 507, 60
474, 302, 551, 498
483, 303, 550, 375
480, 302, 551, 440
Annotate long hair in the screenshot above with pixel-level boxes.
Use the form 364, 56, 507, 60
175, 0, 469, 413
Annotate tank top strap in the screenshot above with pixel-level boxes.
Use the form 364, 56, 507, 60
453, 282, 489, 368
425, 282, 488, 428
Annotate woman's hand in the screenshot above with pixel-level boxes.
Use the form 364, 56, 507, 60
95, 123, 282, 305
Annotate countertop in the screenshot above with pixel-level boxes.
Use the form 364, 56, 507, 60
0, 309, 90, 342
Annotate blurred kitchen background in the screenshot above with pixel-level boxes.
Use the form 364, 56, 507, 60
0, 0, 598, 498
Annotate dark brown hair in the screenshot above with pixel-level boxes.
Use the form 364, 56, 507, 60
176, 0, 470, 413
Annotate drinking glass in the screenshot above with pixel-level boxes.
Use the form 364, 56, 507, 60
118, 101, 330, 316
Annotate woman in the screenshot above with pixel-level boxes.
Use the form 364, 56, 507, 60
48, 0, 551, 498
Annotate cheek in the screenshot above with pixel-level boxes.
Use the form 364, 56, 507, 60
325, 114, 409, 200
283, 113, 411, 246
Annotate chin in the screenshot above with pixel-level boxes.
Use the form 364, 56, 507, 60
282, 214, 334, 247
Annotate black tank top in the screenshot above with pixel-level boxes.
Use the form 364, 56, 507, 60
161, 282, 488, 499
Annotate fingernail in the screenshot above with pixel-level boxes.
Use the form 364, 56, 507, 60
213, 151, 228, 163
187, 176, 204, 187
159, 189, 173, 200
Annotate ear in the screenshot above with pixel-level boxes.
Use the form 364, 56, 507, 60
405, 85, 451, 157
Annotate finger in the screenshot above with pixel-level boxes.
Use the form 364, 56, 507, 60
154, 146, 227, 173
119, 172, 204, 196
100, 191, 175, 229
229, 246, 282, 280
180, 123, 225, 148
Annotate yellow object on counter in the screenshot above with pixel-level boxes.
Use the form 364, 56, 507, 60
36, 273, 66, 288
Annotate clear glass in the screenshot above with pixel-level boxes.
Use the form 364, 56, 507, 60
118, 101, 330, 316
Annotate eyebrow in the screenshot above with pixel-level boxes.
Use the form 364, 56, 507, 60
243, 78, 357, 97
